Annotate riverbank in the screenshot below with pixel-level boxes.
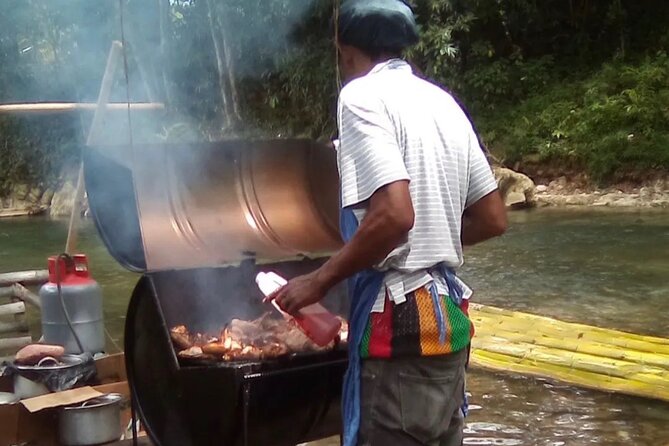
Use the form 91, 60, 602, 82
1, 165, 667, 218
495, 166, 669, 209
535, 176, 669, 208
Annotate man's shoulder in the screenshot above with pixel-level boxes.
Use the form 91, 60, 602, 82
339, 76, 384, 109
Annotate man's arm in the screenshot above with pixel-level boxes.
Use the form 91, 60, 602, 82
462, 189, 507, 246
269, 180, 413, 314
317, 180, 413, 289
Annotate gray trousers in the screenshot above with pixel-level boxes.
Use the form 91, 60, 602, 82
358, 349, 467, 446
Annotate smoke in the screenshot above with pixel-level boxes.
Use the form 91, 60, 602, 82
1, 0, 321, 141
3, 1, 339, 329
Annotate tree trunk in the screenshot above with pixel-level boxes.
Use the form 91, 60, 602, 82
217, 11, 242, 124
205, 0, 233, 130
158, 0, 173, 105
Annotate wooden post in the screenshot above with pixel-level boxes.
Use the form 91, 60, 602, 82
0, 270, 48, 287
0, 301, 25, 317
11, 284, 42, 309
0, 285, 40, 308
0, 320, 29, 335
0, 336, 32, 352
65, 40, 124, 255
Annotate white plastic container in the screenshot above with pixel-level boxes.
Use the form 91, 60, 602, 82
255, 272, 341, 346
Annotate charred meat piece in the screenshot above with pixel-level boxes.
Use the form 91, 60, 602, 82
170, 325, 193, 350
171, 312, 348, 362
177, 346, 217, 361
228, 318, 263, 340
259, 342, 289, 358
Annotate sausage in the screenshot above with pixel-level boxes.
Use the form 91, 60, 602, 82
15, 344, 65, 365
201, 342, 230, 357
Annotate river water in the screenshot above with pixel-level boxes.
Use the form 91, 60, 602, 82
1, 209, 668, 445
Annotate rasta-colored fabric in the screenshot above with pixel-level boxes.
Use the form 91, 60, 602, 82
338, 0, 419, 53
360, 287, 474, 359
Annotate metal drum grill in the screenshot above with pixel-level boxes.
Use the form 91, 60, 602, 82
84, 139, 349, 446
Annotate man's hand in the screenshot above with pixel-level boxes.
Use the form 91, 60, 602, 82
265, 270, 327, 315
266, 180, 413, 315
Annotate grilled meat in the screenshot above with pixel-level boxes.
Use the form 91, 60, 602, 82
172, 312, 347, 362
170, 325, 193, 350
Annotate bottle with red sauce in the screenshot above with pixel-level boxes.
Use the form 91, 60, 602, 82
255, 272, 341, 347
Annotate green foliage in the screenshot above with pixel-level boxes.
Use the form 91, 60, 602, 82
480, 54, 669, 182
0, 115, 80, 191
1, 0, 668, 187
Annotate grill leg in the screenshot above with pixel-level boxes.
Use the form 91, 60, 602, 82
131, 397, 138, 446
243, 381, 251, 446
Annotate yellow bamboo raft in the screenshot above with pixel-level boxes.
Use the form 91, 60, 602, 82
468, 303, 669, 402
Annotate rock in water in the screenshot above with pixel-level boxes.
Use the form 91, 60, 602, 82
49, 180, 77, 217
494, 167, 536, 209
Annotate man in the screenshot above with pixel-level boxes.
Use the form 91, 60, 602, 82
269, 1, 507, 445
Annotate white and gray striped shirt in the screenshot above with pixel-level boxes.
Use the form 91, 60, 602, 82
336, 59, 498, 312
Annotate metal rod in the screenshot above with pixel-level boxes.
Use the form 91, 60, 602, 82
131, 396, 139, 446
242, 381, 250, 446
65, 40, 123, 255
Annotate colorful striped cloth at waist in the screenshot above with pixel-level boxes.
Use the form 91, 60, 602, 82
360, 286, 474, 359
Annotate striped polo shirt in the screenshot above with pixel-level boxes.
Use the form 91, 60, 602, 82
336, 59, 498, 319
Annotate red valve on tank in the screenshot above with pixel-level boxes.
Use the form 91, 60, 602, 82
47, 254, 96, 286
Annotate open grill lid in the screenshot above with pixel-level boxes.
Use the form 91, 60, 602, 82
84, 139, 343, 272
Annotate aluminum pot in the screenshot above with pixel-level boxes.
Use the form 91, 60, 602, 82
59, 393, 123, 445
0, 392, 19, 405
13, 373, 50, 399
12, 355, 86, 400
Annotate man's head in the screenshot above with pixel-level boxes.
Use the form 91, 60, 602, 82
336, 0, 419, 82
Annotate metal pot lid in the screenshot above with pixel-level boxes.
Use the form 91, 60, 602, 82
0, 392, 19, 405
84, 139, 342, 273
63, 393, 123, 411
14, 354, 85, 372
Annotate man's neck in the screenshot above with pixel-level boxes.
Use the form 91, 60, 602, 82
347, 57, 398, 83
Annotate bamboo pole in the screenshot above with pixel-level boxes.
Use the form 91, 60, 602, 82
65, 41, 123, 255
0, 102, 164, 114
0, 302, 25, 317
471, 350, 669, 402
0, 270, 48, 287
10, 284, 42, 309
471, 303, 669, 345
0, 320, 29, 335
468, 303, 669, 402
0, 336, 32, 352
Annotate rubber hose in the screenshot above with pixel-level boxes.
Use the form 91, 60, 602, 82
55, 253, 85, 354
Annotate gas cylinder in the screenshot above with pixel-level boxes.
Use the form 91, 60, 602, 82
39, 254, 105, 354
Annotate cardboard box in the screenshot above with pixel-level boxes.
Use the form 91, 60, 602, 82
94, 352, 127, 384
0, 353, 133, 446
